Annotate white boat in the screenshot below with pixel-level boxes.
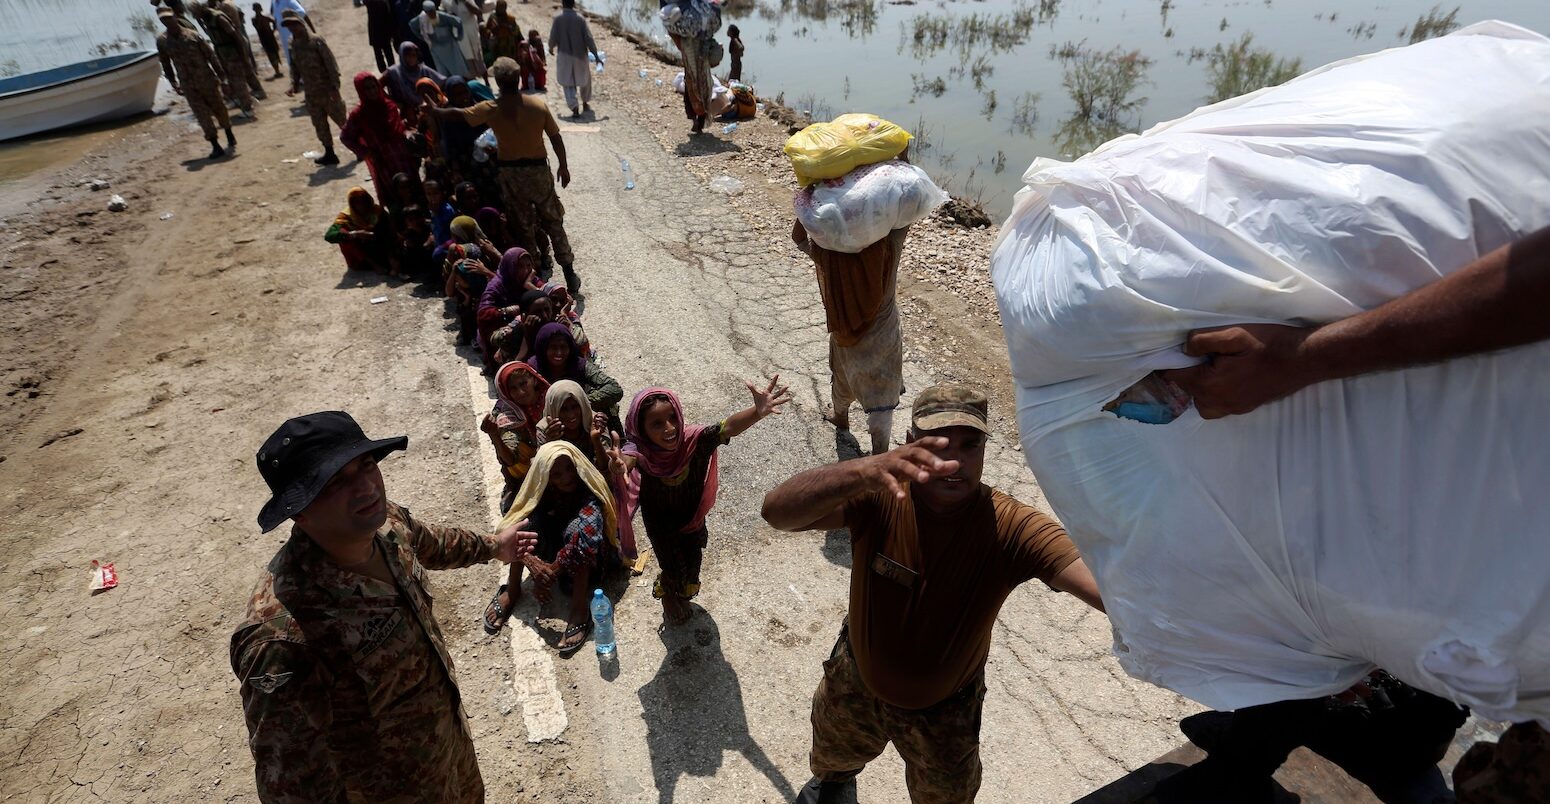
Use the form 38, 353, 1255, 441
0, 51, 162, 142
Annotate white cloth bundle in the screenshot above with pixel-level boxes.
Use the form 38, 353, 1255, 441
991, 21, 1550, 724
794, 161, 948, 254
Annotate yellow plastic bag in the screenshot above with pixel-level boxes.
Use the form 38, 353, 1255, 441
783, 113, 913, 188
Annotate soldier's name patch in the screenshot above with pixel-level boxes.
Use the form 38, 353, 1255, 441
249, 671, 294, 694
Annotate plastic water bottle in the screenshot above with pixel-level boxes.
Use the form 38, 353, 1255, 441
721, 122, 738, 135
591, 589, 615, 654
620, 158, 635, 190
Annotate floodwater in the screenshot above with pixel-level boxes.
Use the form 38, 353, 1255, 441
608, 0, 1550, 219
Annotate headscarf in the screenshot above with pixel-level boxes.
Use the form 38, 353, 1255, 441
479, 246, 534, 312
449, 215, 484, 243
416, 75, 447, 106
348, 71, 408, 145
543, 379, 596, 446
335, 186, 380, 229
475, 207, 506, 248
384, 41, 445, 107
499, 440, 619, 551
614, 387, 720, 561
417, 0, 437, 41
526, 321, 586, 383
494, 360, 548, 432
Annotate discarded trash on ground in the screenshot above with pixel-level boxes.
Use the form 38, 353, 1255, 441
281, 158, 299, 164
107, 194, 128, 212
301, 150, 322, 159
370, 296, 389, 304
159, 212, 174, 221
89, 560, 118, 594
709, 175, 744, 196
85, 179, 111, 192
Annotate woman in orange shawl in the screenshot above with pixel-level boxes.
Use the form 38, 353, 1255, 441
323, 187, 397, 275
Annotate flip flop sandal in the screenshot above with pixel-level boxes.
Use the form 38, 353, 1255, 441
482, 584, 516, 635
557, 621, 593, 655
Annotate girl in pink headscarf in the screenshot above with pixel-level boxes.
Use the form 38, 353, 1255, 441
605, 377, 792, 624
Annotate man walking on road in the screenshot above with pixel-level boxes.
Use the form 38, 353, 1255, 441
156, 7, 237, 159
429, 56, 583, 293
762, 384, 1106, 804
548, 0, 599, 118
282, 9, 347, 165
232, 411, 537, 801
792, 221, 909, 456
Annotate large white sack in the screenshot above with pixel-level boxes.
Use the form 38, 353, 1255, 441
990, 21, 1550, 724
795, 161, 949, 253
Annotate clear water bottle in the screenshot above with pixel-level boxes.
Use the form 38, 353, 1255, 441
721, 122, 738, 135
591, 589, 615, 654
620, 158, 635, 190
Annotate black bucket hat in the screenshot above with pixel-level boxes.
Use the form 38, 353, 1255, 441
255, 411, 407, 532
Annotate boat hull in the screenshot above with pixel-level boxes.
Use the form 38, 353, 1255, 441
0, 53, 162, 142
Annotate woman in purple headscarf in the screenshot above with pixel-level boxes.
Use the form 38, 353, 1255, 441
477, 246, 543, 372
383, 41, 445, 125
527, 321, 622, 427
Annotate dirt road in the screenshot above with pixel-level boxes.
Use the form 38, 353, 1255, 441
0, 1, 1194, 801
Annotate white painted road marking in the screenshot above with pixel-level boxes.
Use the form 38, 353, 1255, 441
466, 366, 569, 743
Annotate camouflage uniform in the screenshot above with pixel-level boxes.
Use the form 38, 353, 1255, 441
288, 28, 346, 149
201, 10, 255, 113
212, 0, 264, 92
808, 625, 987, 804
230, 502, 494, 802
495, 162, 575, 268
1454, 722, 1550, 803
157, 29, 232, 140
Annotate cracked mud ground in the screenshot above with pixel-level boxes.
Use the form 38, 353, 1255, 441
0, 0, 1196, 800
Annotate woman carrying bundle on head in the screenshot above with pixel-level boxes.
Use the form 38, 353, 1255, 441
483, 440, 620, 653
605, 377, 791, 624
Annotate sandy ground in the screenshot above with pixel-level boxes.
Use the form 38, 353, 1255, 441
0, 1, 1203, 801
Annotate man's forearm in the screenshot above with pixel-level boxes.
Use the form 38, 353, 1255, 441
761, 461, 867, 531
1302, 226, 1550, 383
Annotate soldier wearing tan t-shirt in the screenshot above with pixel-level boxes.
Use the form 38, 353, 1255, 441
763, 384, 1105, 804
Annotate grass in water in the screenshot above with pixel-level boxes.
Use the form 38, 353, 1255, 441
1401, 5, 1460, 43
1204, 33, 1302, 104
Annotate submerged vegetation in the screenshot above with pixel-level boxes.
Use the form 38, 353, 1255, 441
1203, 33, 1302, 103
1049, 42, 1153, 157
1402, 5, 1461, 43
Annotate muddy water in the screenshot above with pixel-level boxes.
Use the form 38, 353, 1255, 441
608, 0, 1550, 219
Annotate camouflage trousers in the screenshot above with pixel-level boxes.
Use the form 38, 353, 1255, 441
217, 50, 254, 112
185, 80, 232, 139
304, 90, 347, 148
495, 162, 575, 268
809, 626, 986, 804
1454, 721, 1550, 803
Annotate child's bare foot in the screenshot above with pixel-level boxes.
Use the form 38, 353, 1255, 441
822, 404, 849, 430
660, 595, 692, 625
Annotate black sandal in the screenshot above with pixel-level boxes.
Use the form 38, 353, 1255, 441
482, 584, 516, 635
557, 621, 592, 655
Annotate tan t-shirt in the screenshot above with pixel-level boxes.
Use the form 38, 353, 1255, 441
459, 95, 558, 161
843, 483, 1081, 709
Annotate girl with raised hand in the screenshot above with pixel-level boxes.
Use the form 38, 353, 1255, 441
606, 377, 792, 624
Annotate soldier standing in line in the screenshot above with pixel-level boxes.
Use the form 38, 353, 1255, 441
249, 3, 286, 79
282, 9, 347, 166
193, 3, 257, 118
210, 0, 268, 97
155, 7, 237, 159
232, 411, 539, 801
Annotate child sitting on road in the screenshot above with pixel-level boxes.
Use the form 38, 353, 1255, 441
606, 377, 792, 624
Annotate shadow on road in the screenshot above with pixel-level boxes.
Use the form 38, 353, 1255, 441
638, 608, 796, 804
309, 159, 362, 186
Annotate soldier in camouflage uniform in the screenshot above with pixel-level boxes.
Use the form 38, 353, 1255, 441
210, 0, 266, 96
193, 3, 256, 117
232, 411, 536, 802
281, 10, 346, 165
156, 8, 236, 158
